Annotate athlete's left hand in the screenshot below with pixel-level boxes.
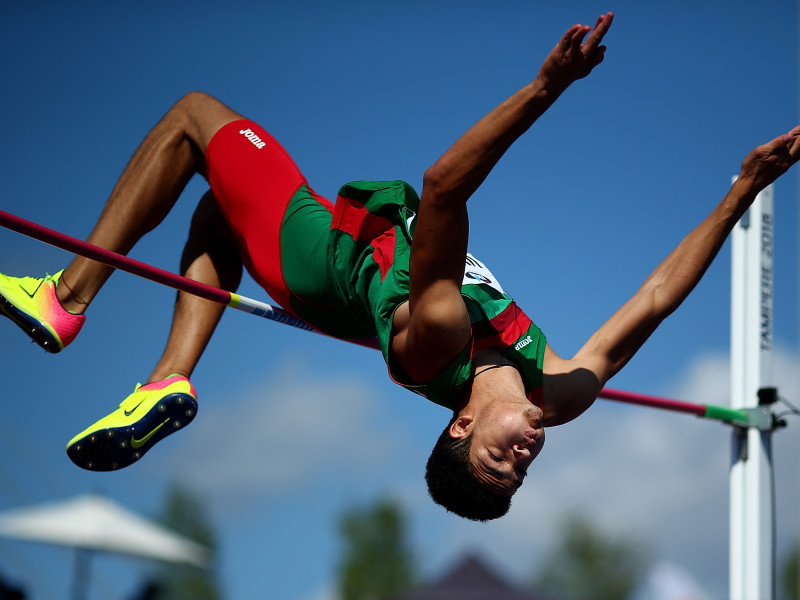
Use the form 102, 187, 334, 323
738, 125, 800, 192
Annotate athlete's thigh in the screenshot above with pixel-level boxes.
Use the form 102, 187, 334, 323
204, 120, 332, 309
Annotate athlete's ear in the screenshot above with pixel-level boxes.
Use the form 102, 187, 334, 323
449, 415, 474, 439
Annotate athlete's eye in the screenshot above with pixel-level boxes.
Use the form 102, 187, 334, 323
488, 452, 503, 463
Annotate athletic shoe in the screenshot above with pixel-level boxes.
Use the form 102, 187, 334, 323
0, 270, 85, 353
66, 375, 197, 471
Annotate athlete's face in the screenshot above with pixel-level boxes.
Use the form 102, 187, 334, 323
467, 399, 545, 496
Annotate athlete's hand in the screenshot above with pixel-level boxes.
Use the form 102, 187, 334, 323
537, 12, 614, 92
738, 125, 800, 192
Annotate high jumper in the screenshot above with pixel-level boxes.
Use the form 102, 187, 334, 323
0, 12, 798, 522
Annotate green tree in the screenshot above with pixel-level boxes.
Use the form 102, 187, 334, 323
530, 513, 649, 600
149, 484, 222, 600
337, 498, 416, 600
781, 541, 799, 600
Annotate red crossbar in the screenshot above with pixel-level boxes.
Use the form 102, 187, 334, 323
599, 387, 707, 416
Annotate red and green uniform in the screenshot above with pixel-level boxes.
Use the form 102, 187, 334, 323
206, 120, 546, 410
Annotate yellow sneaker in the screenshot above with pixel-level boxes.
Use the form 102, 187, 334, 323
66, 375, 197, 471
0, 270, 85, 352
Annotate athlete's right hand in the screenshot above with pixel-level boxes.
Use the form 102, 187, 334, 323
536, 12, 614, 92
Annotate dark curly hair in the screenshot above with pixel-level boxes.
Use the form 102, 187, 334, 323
424, 414, 512, 521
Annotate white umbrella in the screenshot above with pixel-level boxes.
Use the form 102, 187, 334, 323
0, 494, 210, 598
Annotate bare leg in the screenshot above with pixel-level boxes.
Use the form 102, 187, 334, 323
56, 92, 243, 314
147, 191, 243, 383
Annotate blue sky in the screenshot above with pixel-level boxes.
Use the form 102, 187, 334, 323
0, 2, 798, 599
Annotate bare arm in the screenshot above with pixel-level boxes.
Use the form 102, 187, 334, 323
393, 13, 615, 382
543, 126, 800, 426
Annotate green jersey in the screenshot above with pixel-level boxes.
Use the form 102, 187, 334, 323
282, 180, 546, 411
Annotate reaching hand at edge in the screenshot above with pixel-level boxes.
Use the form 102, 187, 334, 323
739, 125, 800, 192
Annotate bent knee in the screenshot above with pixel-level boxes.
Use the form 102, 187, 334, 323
190, 191, 234, 238
168, 92, 244, 151
173, 91, 224, 114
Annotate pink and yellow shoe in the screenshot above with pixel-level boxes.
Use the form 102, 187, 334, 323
66, 375, 198, 471
0, 270, 85, 353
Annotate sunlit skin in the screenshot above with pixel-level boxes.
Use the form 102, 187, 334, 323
448, 357, 546, 496
469, 399, 545, 496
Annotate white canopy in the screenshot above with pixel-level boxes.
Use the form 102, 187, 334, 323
0, 493, 209, 568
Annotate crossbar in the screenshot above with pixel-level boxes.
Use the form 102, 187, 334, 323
0, 209, 747, 423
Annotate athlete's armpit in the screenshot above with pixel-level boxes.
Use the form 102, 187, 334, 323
541, 344, 602, 426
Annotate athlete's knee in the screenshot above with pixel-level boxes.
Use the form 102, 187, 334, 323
172, 91, 224, 116
183, 191, 243, 286
167, 92, 244, 151
189, 191, 234, 240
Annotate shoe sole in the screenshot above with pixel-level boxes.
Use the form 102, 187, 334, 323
66, 392, 197, 471
0, 293, 61, 353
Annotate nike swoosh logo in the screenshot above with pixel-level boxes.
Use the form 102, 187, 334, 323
124, 400, 144, 417
131, 418, 170, 449
19, 280, 42, 298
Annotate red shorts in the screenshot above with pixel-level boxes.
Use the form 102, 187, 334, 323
205, 120, 334, 311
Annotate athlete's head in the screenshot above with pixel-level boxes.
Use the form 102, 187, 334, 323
425, 365, 545, 521
425, 414, 512, 521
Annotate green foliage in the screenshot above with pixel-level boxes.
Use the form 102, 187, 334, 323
337, 498, 416, 600
781, 541, 800, 600
530, 513, 649, 600
148, 484, 222, 600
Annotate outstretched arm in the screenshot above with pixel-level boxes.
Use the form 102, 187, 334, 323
420, 13, 614, 212
543, 126, 800, 426
394, 13, 615, 382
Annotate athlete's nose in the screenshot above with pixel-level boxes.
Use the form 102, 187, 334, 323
512, 444, 530, 457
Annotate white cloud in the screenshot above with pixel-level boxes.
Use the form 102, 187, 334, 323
635, 562, 712, 600
157, 358, 397, 501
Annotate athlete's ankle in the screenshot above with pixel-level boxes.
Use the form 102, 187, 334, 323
145, 372, 190, 386
55, 275, 89, 315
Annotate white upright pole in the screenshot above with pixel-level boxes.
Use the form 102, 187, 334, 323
729, 182, 774, 600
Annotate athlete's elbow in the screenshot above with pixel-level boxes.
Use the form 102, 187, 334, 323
641, 278, 685, 321
422, 164, 449, 202
422, 162, 468, 207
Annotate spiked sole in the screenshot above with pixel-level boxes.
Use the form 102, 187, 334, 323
0, 295, 61, 352
66, 392, 197, 471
